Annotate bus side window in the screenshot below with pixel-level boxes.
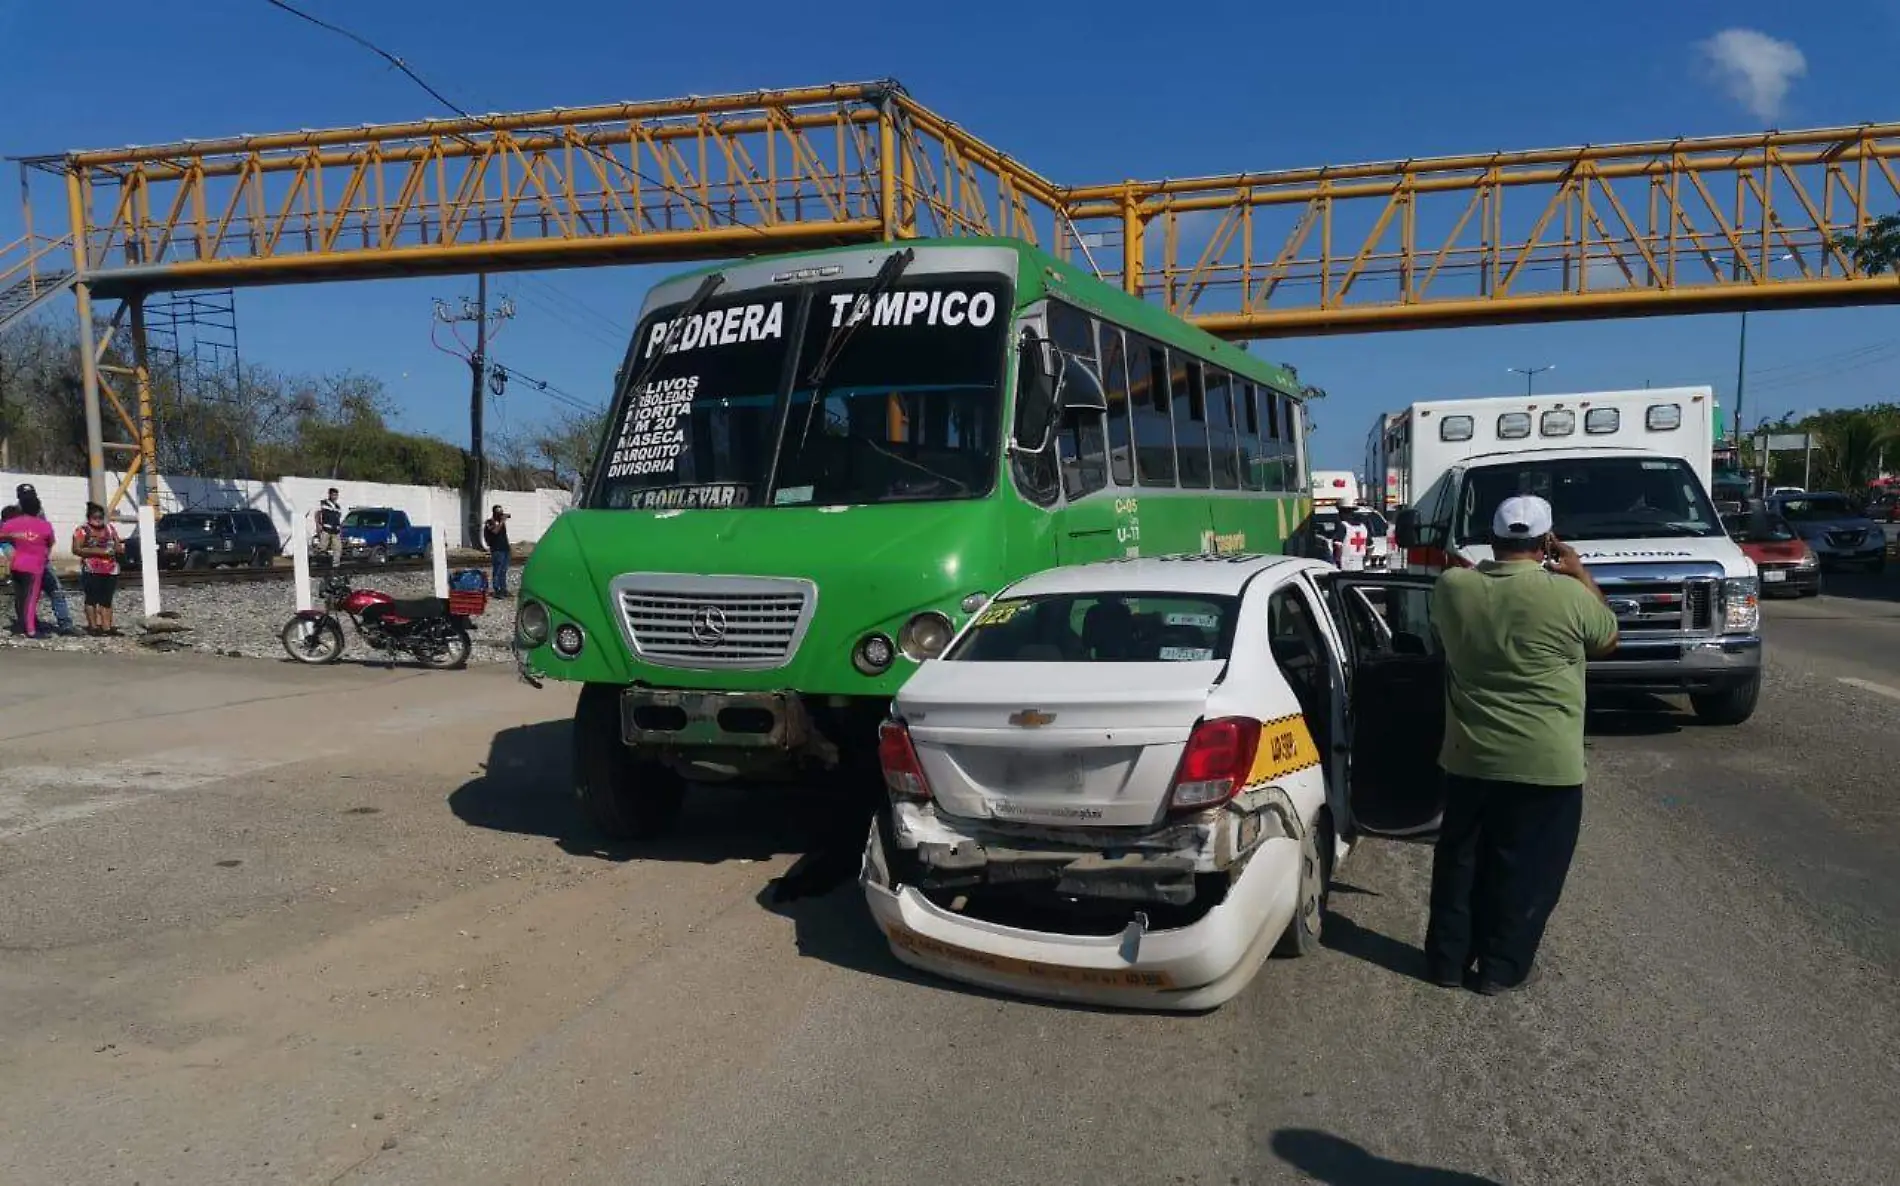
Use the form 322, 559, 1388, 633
1238, 383, 1264, 491
1130, 336, 1177, 487
1206, 369, 1240, 490
1174, 356, 1211, 489
1100, 328, 1134, 486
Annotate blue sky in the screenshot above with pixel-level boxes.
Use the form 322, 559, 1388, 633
3, 0, 1898, 469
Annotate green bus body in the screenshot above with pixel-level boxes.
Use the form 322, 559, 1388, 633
514, 238, 1311, 809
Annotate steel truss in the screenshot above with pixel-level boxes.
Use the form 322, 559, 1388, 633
3, 79, 1898, 511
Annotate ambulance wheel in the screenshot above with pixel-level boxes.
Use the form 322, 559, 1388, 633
1274, 814, 1333, 958
573, 684, 685, 841
1690, 672, 1761, 727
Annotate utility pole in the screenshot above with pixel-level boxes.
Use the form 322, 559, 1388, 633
470, 272, 488, 549
434, 278, 513, 547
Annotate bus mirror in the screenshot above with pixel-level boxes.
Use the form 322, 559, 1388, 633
1395, 509, 1423, 549
1014, 330, 1061, 450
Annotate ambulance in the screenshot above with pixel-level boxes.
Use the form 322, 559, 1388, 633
1367, 387, 1762, 726
1309, 470, 1360, 510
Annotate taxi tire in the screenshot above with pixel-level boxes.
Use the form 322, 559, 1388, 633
573, 684, 685, 841
1273, 815, 1332, 959
1689, 671, 1761, 727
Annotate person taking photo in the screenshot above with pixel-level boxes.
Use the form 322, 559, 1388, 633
1424, 494, 1619, 995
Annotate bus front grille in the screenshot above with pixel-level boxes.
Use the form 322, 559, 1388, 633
612, 574, 817, 670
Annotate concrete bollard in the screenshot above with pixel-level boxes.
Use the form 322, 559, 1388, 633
137, 504, 161, 619
432, 526, 449, 599
292, 504, 313, 613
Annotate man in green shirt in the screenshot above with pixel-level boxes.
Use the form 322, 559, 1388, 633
1424, 494, 1619, 995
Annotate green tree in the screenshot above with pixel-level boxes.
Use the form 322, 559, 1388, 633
1837, 214, 1900, 275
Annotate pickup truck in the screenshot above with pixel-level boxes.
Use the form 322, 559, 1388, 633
338, 508, 431, 563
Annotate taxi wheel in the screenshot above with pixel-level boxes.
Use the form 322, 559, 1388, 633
573, 684, 685, 841
1273, 815, 1333, 958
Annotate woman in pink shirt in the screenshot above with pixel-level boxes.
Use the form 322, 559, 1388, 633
1, 491, 56, 638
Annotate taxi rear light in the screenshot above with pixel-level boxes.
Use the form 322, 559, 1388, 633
1168, 717, 1261, 811
877, 720, 932, 802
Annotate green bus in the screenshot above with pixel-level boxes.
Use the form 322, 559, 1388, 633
512, 236, 1312, 837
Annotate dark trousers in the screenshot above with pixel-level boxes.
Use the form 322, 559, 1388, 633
489, 548, 510, 595
1424, 772, 1583, 987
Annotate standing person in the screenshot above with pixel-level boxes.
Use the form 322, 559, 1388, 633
13, 483, 75, 635
72, 502, 125, 636
483, 505, 512, 597
1, 490, 56, 638
1331, 499, 1370, 571
1423, 495, 1620, 995
316, 488, 343, 564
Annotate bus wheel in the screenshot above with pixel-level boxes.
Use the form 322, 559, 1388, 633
573, 684, 685, 841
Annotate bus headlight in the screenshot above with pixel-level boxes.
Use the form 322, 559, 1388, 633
517, 600, 550, 646
1722, 577, 1760, 634
853, 632, 896, 675
552, 622, 586, 658
899, 612, 955, 661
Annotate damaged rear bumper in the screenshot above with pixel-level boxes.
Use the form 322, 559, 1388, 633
861, 825, 1300, 1011
859, 793, 1308, 1011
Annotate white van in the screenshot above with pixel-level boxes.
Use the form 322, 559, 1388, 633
1377, 389, 1761, 725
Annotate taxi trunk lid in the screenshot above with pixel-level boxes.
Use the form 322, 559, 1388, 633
897, 661, 1220, 829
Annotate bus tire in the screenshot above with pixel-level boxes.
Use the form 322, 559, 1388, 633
573, 684, 685, 841
1690, 672, 1761, 726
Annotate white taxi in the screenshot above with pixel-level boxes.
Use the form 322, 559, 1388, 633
861, 554, 1446, 1011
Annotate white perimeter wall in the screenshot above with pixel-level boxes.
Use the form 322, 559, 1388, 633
1, 469, 573, 558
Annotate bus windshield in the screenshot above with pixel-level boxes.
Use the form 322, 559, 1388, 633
591, 276, 1009, 511
1453, 456, 1724, 544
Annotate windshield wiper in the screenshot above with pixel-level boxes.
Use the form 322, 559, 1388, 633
618, 271, 725, 411
796, 248, 915, 448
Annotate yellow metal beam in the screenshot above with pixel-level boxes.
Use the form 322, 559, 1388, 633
19, 81, 1900, 334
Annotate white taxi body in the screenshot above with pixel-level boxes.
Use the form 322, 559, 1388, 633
861, 554, 1446, 1011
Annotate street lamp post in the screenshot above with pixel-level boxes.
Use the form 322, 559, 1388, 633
1507, 364, 1554, 396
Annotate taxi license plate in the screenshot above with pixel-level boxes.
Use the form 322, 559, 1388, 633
1763, 570, 1787, 583
1002, 750, 1085, 790
882, 923, 1175, 990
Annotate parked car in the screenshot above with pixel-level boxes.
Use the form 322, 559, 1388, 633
1766, 492, 1886, 573
1722, 511, 1819, 598
124, 508, 282, 570
862, 554, 1441, 1011
339, 508, 432, 563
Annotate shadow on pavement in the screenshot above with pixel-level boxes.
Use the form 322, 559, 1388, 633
447, 717, 837, 863
1321, 911, 1428, 982
1808, 568, 1900, 606
1271, 1129, 1502, 1184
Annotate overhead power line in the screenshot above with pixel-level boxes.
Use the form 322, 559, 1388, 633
260, 0, 776, 244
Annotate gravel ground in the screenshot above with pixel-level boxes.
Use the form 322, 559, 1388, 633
1, 569, 519, 665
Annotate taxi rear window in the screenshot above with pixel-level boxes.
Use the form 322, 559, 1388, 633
946, 592, 1237, 663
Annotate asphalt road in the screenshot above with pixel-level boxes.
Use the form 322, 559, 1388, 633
2, 588, 1897, 1186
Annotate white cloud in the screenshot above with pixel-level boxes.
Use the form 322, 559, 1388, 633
1697, 28, 1807, 122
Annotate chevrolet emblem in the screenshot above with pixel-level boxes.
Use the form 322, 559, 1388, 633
1008, 709, 1057, 728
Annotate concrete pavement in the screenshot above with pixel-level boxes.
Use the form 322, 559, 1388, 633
1, 594, 1896, 1185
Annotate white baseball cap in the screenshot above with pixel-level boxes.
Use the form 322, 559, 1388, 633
1492, 495, 1554, 540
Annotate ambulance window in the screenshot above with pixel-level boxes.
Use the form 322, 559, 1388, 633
1439, 415, 1473, 442
1584, 407, 1619, 434
1540, 409, 1576, 437
1497, 412, 1531, 440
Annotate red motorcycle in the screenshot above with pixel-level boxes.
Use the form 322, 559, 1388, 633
280, 572, 481, 669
